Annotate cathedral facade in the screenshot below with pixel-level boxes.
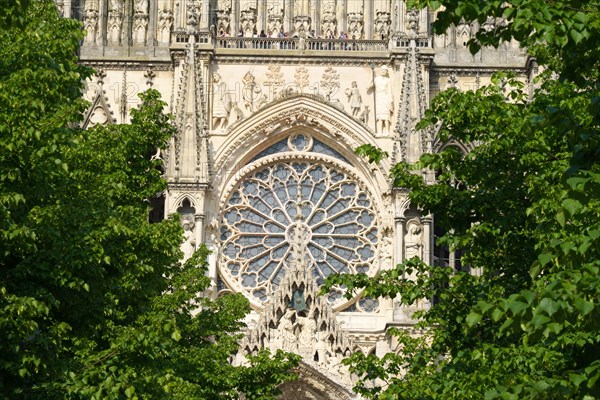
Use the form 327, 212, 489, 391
62, 0, 533, 398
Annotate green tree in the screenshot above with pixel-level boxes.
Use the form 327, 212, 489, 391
325, 1, 600, 398
0, 2, 298, 398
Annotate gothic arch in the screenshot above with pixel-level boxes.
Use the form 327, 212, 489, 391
171, 195, 199, 213
433, 135, 474, 155
213, 94, 390, 197
277, 362, 354, 400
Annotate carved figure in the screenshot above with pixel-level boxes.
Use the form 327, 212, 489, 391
267, 5, 284, 36
280, 309, 298, 352
347, 12, 364, 39
482, 16, 496, 32
240, 8, 257, 37
229, 102, 245, 123
242, 71, 261, 112
187, 1, 200, 30
321, 11, 337, 39
371, 66, 393, 134
212, 73, 231, 130
135, 0, 148, 13
374, 11, 391, 40
345, 81, 362, 117
407, 8, 419, 35
181, 217, 196, 261
381, 235, 393, 267
358, 105, 369, 124
405, 219, 423, 260
297, 310, 317, 347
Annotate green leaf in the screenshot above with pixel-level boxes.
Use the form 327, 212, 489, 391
538, 298, 560, 317
466, 312, 482, 326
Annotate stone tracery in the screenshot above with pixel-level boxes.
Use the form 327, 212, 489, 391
219, 137, 379, 309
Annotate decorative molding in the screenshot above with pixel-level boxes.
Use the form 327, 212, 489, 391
79, 61, 173, 71
431, 66, 527, 75
82, 90, 116, 128
210, 55, 390, 67
237, 238, 357, 389
213, 96, 383, 178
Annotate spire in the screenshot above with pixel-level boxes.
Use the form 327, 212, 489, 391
393, 41, 433, 164
170, 34, 210, 182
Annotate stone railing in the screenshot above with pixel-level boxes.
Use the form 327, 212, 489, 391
393, 36, 432, 48
170, 31, 212, 46
215, 37, 389, 52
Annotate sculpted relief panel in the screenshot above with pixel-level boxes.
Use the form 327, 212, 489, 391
209, 65, 396, 135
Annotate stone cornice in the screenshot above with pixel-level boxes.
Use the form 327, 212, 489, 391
80, 60, 173, 71
431, 65, 527, 75
212, 54, 390, 66
167, 181, 209, 191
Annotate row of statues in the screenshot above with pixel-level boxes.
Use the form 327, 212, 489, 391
82, 0, 170, 46
210, 67, 395, 134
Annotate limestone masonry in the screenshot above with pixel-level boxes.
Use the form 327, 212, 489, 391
59, 1, 535, 398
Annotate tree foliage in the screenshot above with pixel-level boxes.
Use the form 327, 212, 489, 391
0, 2, 298, 398
325, 0, 600, 398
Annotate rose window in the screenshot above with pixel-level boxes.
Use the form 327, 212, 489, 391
219, 146, 379, 309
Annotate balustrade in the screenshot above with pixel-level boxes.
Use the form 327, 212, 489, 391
215, 37, 389, 52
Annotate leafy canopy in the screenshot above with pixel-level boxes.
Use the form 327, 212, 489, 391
324, 0, 600, 399
0, 2, 298, 399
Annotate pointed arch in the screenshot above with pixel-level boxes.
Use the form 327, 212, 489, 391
213, 94, 390, 196
433, 135, 475, 155
277, 362, 354, 400
171, 195, 198, 213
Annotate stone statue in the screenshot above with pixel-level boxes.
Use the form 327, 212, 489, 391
405, 219, 423, 260
187, 2, 200, 30
407, 8, 419, 35
280, 309, 298, 352
381, 235, 393, 268
181, 217, 196, 261
371, 66, 393, 134
345, 81, 362, 117
109, 0, 122, 11
358, 105, 369, 124
297, 310, 317, 347
242, 71, 261, 112
212, 73, 231, 130
135, 0, 148, 13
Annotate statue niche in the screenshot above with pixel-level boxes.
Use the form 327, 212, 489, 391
158, 9, 173, 45
132, 0, 149, 46
267, 5, 284, 36
82, 8, 99, 45
240, 7, 257, 37
374, 11, 391, 40
347, 12, 364, 39
107, 0, 123, 45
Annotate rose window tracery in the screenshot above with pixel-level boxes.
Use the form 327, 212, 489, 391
219, 135, 379, 309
